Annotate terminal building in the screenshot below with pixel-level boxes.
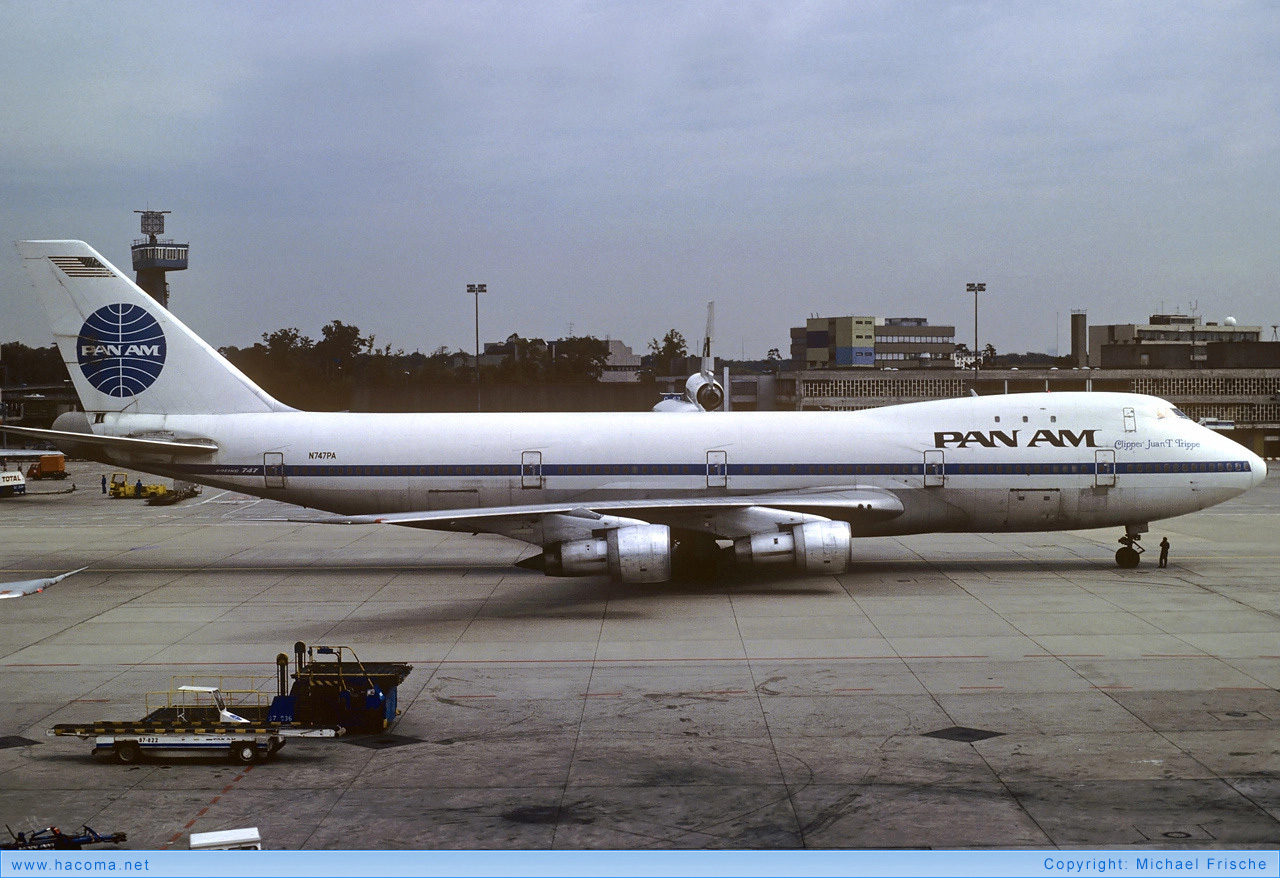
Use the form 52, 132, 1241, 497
476, 335, 641, 381
790, 316, 956, 370
1089, 314, 1264, 369
719, 364, 1279, 457
726, 311, 1279, 458
874, 317, 957, 369
599, 340, 642, 382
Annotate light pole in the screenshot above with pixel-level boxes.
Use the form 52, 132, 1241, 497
967, 282, 985, 387
466, 283, 486, 383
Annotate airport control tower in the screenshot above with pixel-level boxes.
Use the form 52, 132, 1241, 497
130, 210, 188, 308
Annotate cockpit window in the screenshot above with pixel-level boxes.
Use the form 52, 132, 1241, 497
1170, 407, 1192, 420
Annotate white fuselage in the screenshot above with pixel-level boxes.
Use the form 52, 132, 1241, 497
107, 391, 1263, 536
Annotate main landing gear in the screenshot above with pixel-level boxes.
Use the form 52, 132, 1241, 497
1115, 531, 1145, 568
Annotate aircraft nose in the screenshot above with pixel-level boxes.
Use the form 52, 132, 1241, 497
1248, 448, 1268, 488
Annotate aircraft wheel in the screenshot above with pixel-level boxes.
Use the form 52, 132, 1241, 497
1115, 546, 1141, 568
231, 742, 257, 764
115, 741, 141, 764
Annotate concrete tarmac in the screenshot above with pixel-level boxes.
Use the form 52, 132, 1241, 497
1, 461, 1277, 850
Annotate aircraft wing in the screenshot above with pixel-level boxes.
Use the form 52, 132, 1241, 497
315, 488, 903, 545
0, 567, 88, 600
0, 425, 218, 457
0, 449, 63, 461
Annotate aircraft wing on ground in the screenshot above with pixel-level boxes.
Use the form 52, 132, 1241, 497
0, 567, 88, 600
314, 487, 904, 544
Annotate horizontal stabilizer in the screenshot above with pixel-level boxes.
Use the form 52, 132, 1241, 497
0, 424, 218, 457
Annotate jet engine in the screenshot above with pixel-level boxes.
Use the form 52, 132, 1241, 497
733, 521, 851, 574
541, 524, 673, 583
685, 371, 724, 412
651, 371, 725, 413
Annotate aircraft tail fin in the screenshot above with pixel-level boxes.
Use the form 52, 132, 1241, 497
700, 300, 715, 377
691, 300, 724, 410
16, 240, 290, 415
650, 300, 724, 412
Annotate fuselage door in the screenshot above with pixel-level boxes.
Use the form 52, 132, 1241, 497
521, 451, 544, 489
264, 452, 286, 489
1006, 488, 1062, 529
923, 449, 945, 487
1095, 449, 1116, 487
1123, 407, 1137, 432
707, 450, 728, 488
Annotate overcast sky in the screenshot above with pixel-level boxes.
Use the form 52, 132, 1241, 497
3, 1, 1277, 360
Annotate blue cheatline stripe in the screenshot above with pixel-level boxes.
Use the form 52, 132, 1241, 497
1115, 460, 1251, 474
949, 460, 1251, 476
176, 460, 1254, 479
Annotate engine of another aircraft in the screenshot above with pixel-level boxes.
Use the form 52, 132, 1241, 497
685, 372, 724, 411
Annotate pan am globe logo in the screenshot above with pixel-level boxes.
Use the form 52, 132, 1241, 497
77, 304, 167, 397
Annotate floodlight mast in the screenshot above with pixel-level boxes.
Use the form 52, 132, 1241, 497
466, 283, 487, 410
967, 282, 985, 387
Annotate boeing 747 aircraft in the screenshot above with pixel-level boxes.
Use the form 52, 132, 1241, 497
4, 240, 1267, 582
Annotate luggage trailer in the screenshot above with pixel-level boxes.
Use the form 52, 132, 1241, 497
50, 685, 340, 764
48, 642, 411, 763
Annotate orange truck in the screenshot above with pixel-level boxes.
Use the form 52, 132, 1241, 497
25, 454, 67, 480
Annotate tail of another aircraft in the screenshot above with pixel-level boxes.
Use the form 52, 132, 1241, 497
16, 240, 289, 415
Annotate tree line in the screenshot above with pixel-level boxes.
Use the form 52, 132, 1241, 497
2, 322, 691, 410
5, 331, 1072, 397
1, 342, 67, 385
